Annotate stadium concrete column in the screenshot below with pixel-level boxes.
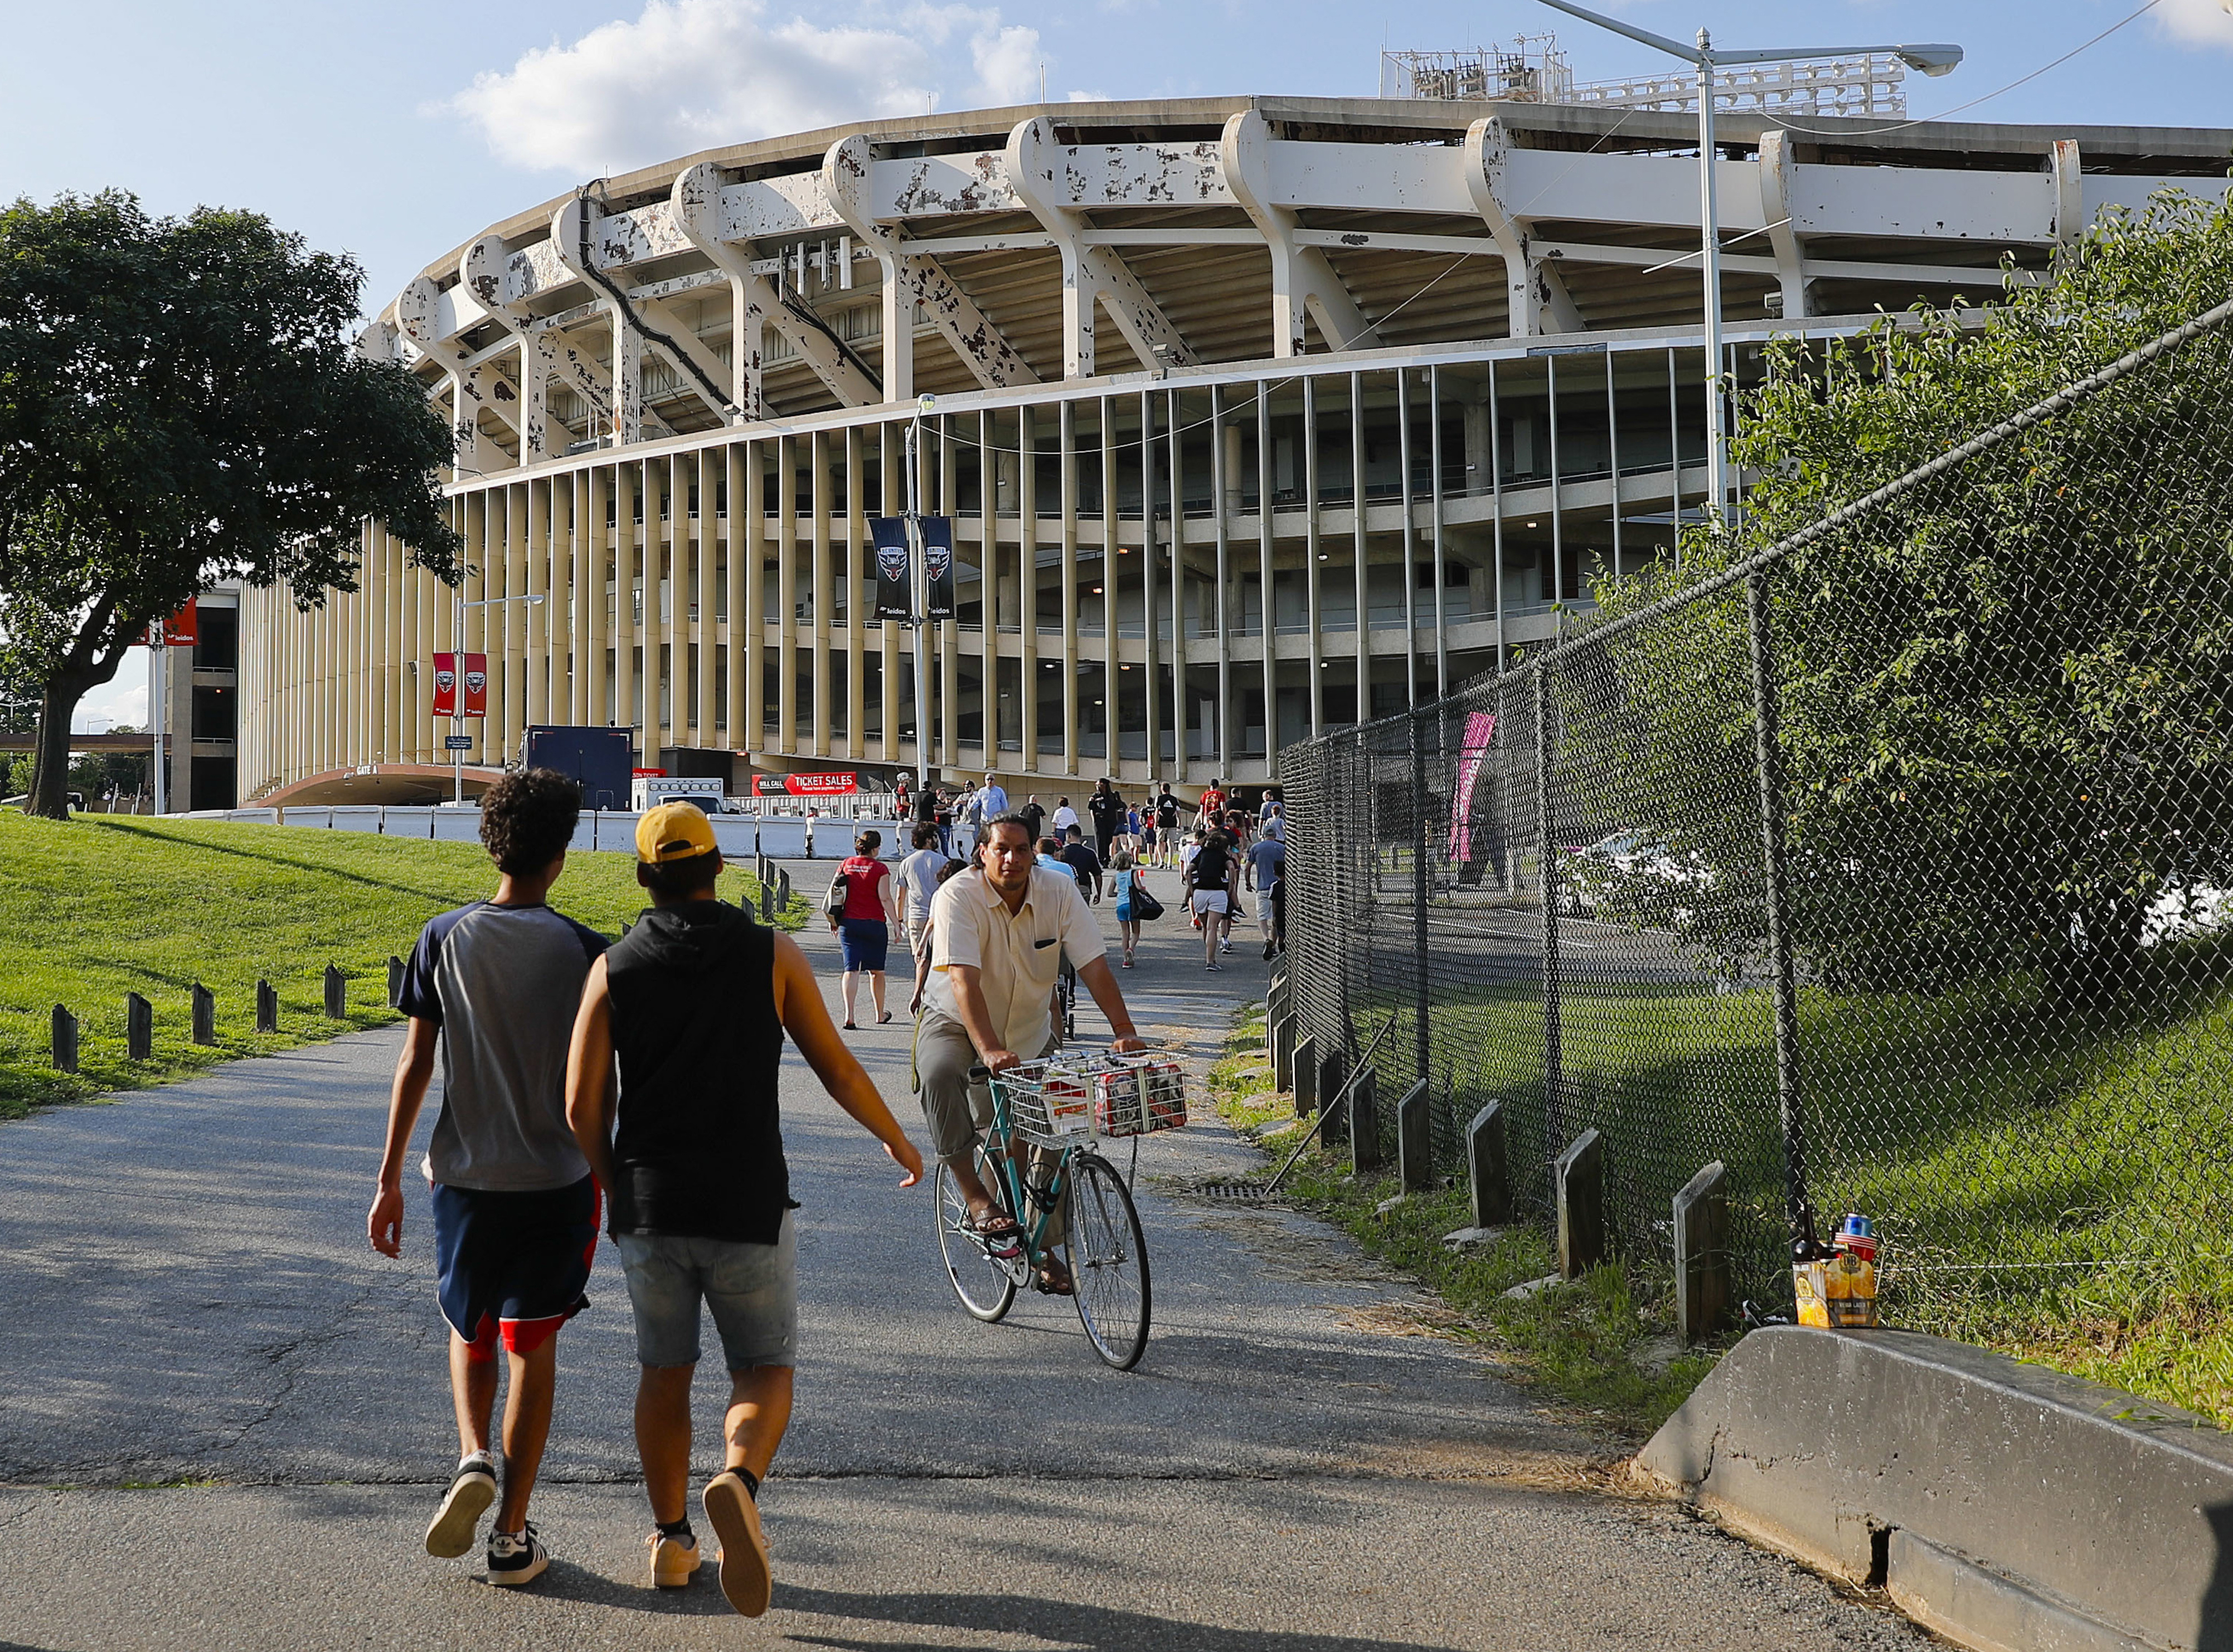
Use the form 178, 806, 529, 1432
809, 431, 831, 757
1138, 391, 1158, 784
1216, 391, 1237, 772
726, 443, 747, 749
662, 454, 682, 754
1018, 406, 1039, 771
938, 414, 960, 770
525, 478, 548, 728
1167, 392, 1186, 781
586, 466, 609, 726
1352, 372, 1370, 727
843, 426, 866, 764
1400, 368, 1419, 706
1059, 400, 1080, 779
1256, 380, 1277, 766
1098, 397, 1118, 775
614, 462, 638, 739
417, 547, 439, 762
695, 447, 717, 745
745, 440, 768, 752
776, 435, 797, 756
1303, 377, 1323, 739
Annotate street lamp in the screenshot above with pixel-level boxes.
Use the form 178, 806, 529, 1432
451, 587, 546, 803
1538, 1, 1961, 521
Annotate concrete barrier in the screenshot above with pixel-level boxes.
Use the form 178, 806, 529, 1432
756, 817, 809, 857
329, 806, 383, 834
225, 809, 279, 827
383, 806, 435, 840
289, 807, 334, 829
1635, 1324, 2233, 1652
430, 809, 482, 843
710, 815, 759, 858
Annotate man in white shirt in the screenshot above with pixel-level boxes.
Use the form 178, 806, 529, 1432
1050, 797, 1080, 835
915, 813, 1144, 1291
978, 772, 1009, 817
896, 823, 948, 956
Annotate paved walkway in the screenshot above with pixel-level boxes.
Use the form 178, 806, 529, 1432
0, 874, 1921, 1650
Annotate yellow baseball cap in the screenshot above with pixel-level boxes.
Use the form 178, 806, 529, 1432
635, 801, 719, 864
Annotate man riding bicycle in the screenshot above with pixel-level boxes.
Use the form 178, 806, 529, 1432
915, 812, 1145, 1294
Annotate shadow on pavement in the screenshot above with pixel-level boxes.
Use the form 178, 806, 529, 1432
771, 1584, 1464, 1651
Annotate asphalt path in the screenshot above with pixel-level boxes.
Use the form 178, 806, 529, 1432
0, 869, 1921, 1651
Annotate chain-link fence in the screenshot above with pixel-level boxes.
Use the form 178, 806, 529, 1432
1280, 293, 2233, 1314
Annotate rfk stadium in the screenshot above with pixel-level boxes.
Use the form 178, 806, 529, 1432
216, 62, 2232, 806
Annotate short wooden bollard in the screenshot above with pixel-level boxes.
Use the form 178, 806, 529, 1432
323, 965, 346, 1019
1270, 1014, 1295, 1092
1673, 1160, 1732, 1343
1350, 1067, 1382, 1173
255, 979, 279, 1034
1317, 1047, 1349, 1144
1397, 1078, 1433, 1193
1467, 1101, 1513, 1227
759, 881, 775, 922
191, 983, 216, 1047
1556, 1128, 1606, 1280
775, 868, 792, 908
51, 1005, 78, 1073
126, 992, 153, 1061
386, 956, 406, 1009
1291, 1034, 1317, 1117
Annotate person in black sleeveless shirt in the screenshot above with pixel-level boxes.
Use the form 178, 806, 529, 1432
566, 803, 921, 1618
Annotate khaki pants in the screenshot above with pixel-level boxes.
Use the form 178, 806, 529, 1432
912, 1010, 1069, 1235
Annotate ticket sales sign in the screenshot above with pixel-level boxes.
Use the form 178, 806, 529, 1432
752, 772, 860, 797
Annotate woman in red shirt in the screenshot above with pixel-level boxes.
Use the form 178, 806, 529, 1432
829, 830, 902, 1029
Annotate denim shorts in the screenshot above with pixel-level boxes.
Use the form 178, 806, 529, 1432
614, 1212, 798, 1371
838, 917, 890, 972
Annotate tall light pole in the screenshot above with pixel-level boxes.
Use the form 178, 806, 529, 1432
905, 393, 935, 793
1537, 2, 1960, 521
452, 587, 546, 803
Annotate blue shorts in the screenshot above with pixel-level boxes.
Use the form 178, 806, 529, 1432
615, 1213, 799, 1371
839, 917, 890, 971
431, 1174, 599, 1359
1114, 904, 1133, 924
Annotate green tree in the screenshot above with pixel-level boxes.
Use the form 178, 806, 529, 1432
0, 191, 459, 819
1583, 188, 2233, 994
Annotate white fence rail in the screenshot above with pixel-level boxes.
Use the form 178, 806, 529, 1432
191, 805, 932, 861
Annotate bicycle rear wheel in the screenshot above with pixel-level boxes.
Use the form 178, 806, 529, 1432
934, 1154, 1019, 1322
1065, 1152, 1151, 1369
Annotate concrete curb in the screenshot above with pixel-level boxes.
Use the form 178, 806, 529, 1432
1633, 1325, 2233, 1652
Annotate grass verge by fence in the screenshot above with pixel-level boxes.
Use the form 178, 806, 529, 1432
0, 813, 801, 1117
1207, 1004, 1728, 1440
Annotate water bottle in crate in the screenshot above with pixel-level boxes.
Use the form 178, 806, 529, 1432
1138, 1056, 1188, 1132
1089, 1063, 1146, 1137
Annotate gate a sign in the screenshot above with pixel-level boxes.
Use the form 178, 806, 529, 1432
431, 653, 489, 718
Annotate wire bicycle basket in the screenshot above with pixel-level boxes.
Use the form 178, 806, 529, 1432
994, 1054, 1190, 1149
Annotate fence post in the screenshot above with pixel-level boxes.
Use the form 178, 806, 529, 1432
1745, 571, 1822, 1260
191, 983, 215, 1047
1467, 1101, 1512, 1227
1321, 1048, 1352, 1144
1673, 1160, 1732, 1342
1555, 1127, 1605, 1279
1397, 1078, 1433, 1193
1351, 1067, 1382, 1173
126, 992, 152, 1061
386, 956, 406, 1009
256, 979, 278, 1034
1411, 708, 1431, 1093
1533, 667, 1566, 1150
1292, 1034, 1318, 1118
323, 965, 346, 1019
51, 1005, 78, 1073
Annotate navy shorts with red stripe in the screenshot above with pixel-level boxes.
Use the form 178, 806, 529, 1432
431, 1174, 600, 1359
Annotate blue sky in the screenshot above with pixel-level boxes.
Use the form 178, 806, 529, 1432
8, 0, 2226, 730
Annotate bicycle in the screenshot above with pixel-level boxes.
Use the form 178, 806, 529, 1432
932, 1061, 1156, 1369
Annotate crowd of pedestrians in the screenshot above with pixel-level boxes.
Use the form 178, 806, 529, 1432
367, 766, 1280, 1621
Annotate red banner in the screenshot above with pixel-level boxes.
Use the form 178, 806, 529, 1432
145, 599, 198, 648
753, 772, 859, 797
431, 653, 490, 719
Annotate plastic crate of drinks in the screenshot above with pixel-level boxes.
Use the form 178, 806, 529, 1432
994, 1054, 1187, 1146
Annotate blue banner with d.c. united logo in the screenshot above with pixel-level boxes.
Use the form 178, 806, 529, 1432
920, 514, 955, 620
870, 517, 911, 620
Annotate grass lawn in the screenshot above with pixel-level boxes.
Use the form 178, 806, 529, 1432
1207, 1004, 1727, 1440
1251, 937, 2233, 1430
0, 813, 801, 1118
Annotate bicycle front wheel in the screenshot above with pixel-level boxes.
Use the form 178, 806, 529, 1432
1065, 1152, 1151, 1369
934, 1156, 1018, 1323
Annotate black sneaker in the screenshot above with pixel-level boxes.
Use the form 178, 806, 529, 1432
487, 1522, 549, 1587
424, 1452, 497, 1558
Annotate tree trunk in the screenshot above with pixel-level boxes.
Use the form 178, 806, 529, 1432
28, 677, 91, 820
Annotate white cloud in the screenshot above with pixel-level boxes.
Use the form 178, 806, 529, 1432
2156, 0, 2233, 48
450, 0, 1045, 175
74, 652, 147, 733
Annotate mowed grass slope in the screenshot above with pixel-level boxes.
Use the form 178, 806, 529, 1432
0, 813, 795, 1117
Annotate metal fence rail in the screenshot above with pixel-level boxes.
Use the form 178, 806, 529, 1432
1280, 293, 2233, 1311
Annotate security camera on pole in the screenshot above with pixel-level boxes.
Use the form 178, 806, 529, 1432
1538, 1, 1961, 525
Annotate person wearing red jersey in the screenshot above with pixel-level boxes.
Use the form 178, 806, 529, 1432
827, 830, 901, 1029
